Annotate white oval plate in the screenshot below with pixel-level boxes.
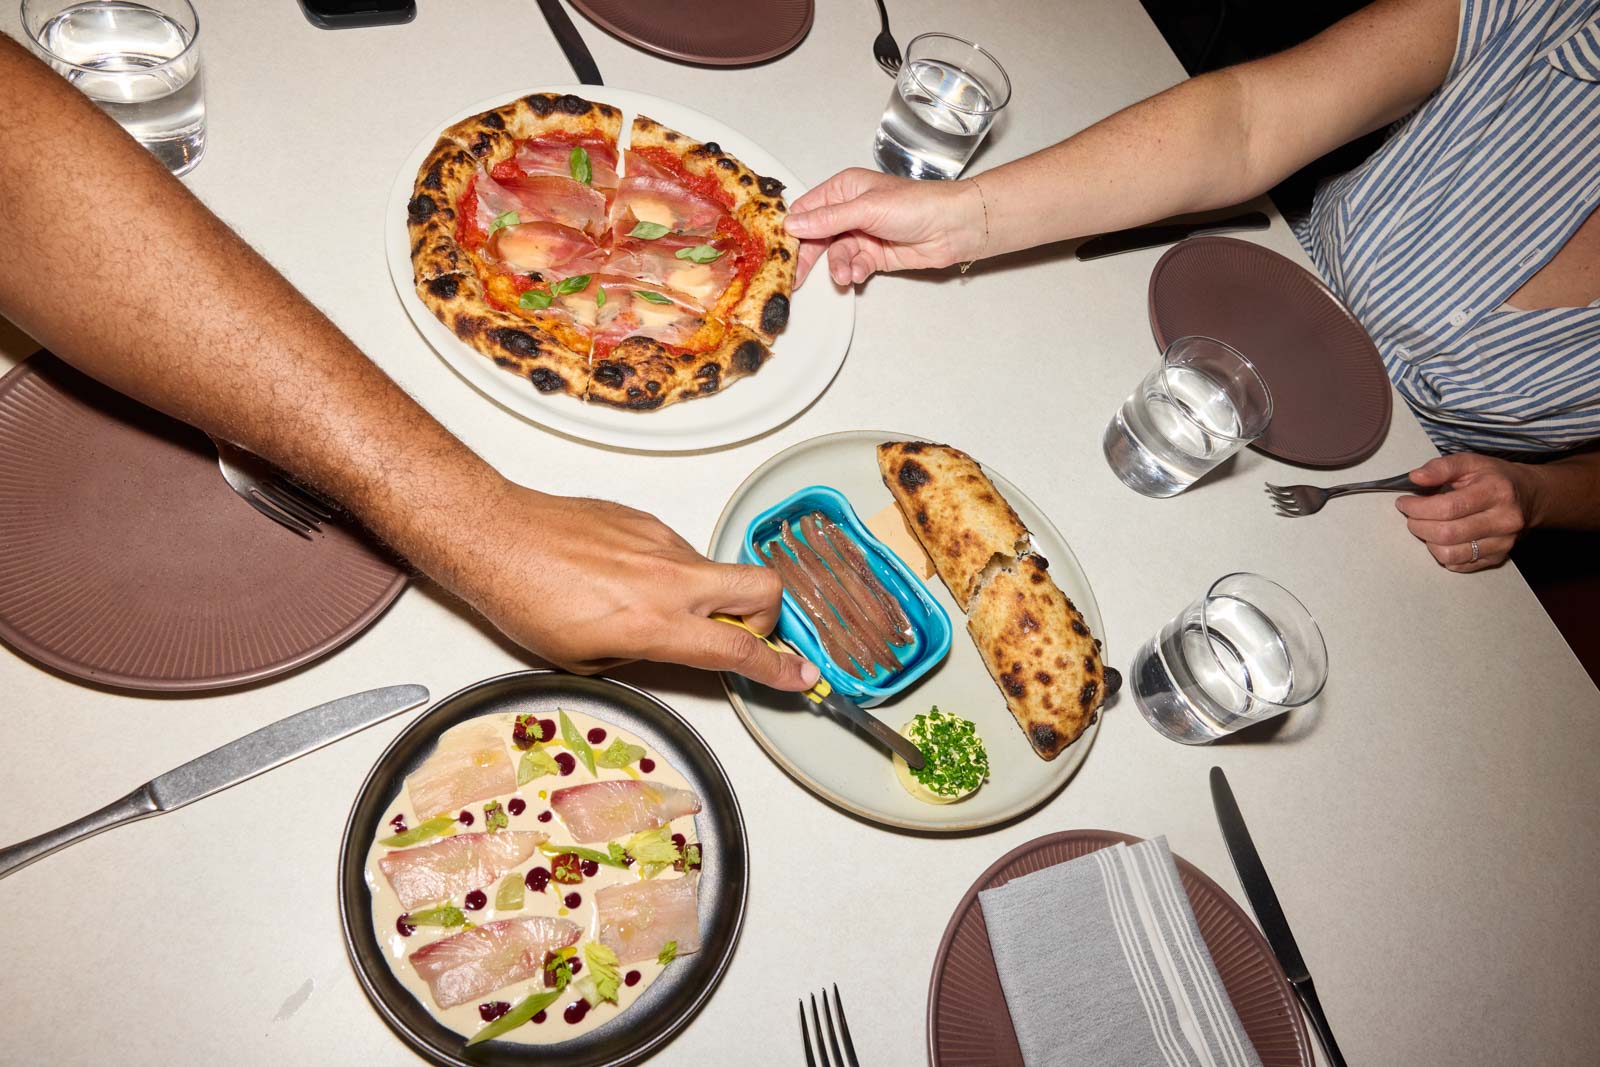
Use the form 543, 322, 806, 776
708, 431, 1105, 833
384, 86, 854, 453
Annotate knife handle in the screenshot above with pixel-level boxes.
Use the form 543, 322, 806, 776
1296, 977, 1347, 1067
0, 784, 159, 881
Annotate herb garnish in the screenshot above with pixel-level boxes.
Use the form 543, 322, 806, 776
519, 289, 553, 310
552, 274, 592, 297
483, 799, 508, 832
634, 290, 672, 305
584, 942, 622, 1004
596, 738, 646, 768
518, 746, 561, 784
378, 814, 457, 847
596, 286, 607, 309
627, 220, 671, 240
494, 873, 524, 911
489, 209, 519, 233
559, 710, 597, 774
467, 969, 568, 1046
674, 243, 723, 264
405, 904, 467, 928
657, 941, 677, 966
569, 145, 592, 185
907, 708, 989, 798
541, 841, 629, 869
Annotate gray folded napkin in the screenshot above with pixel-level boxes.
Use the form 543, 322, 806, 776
978, 837, 1263, 1067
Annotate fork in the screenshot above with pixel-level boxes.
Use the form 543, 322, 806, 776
872, 0, 901, 75
1265, 472, 1440, 517
210, 435, 338, 539
800, 984, 861, 1067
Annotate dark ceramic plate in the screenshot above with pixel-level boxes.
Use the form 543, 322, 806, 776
338, 671, 748, 1066
927, 830, 1312, 1066
568, 0, 812, 66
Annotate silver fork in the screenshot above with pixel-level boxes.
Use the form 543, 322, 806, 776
1265, 472, 1439, 517
800, 984, 861, 1067
872, 0, 901, 75
209, 436, 338, 539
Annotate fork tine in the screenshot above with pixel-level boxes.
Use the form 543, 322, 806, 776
821, 990, 845, 1067
257, 484, 324, 530
799, 1001, 817, 1067
242, 491, 315, 539
1272, 501, 1301, 517
273, 476, 337, 520
832, 984, 861, 1067
810, 994, 833, 1067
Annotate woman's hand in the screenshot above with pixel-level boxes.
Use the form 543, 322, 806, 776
452, 486, 820, 690
1395, 454, 1543, 571
784, 168, 985, 286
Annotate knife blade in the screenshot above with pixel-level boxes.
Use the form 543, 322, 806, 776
536, 0, 602, 85
816, 688, 926, 770
1211, 766, 1347, 1067
1074, 210, 1270, 260
0, 684, 430, 880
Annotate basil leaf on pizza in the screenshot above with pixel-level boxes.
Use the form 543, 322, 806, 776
627, 221, 671, 240
674, 244, 723, 264
595, 287, 607, 309
569, 146, 592, 185
519, 289, 553, 310
552, 274, 592, 296
490, 210, 519, 233
634, 290, 672, 304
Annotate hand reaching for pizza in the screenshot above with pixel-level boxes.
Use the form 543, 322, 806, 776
1395, 453, 1540, 571
785, 168, 985, 286
456, 486, 822, 690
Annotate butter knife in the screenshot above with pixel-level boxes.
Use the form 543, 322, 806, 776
0, 684, 429, 880
536, 0, 602, 85
1075, 210, 1270, 260
1211, 767, 1347, 1067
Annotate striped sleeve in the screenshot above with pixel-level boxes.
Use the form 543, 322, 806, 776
1449, 0, 1524, 80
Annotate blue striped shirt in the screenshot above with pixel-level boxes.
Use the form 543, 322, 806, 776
1295, 0, 1600, 455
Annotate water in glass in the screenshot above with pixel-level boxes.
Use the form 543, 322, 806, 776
874, 59, 996, 180
37, 2, 205, 175
1104, 364, 1245, 497
1131, 593, 1294, 744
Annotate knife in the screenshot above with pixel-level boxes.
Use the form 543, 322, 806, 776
536, 0, 602, 85
0, 684, 430, 880
1075, 210, 1270, 260
1211, 767, 1346, 1067
713, 614, 926, 770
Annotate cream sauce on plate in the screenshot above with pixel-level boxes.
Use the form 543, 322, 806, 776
363, 709, 700, 1045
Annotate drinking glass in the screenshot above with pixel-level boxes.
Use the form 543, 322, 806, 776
21, 0, 206, 176
1131, 573, 1328, 744
1103, 335, 1272, 498
873, 32, 1011, 180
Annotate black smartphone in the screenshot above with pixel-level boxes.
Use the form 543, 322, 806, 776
297, 0, 416, 30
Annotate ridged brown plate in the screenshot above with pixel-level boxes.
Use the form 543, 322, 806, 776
338, 671, 748, 1066
927, 830, 1312, 1067
568, 0, 812, 66
0, 354, 406, 691
1149, 236, 1392, 468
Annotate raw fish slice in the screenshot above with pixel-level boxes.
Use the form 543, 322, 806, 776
596, 874, 702, 965
549, 780, 701, 843
405, 720, 517, 819
409, 916, 581, 1009
379, 831, 547, 911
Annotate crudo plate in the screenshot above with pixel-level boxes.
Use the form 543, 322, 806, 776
708, 430, 1105, 833
384, 85, 855, 453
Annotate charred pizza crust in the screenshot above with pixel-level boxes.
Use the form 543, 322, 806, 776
415, 271, 590, 398
876, 442, 1031, 608
629, 115, 797, 341
586, 324, 770, 410
967, 554, 1105, 760
442, 93, 623, 169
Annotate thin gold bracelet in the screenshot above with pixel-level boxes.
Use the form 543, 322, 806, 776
958, 175, 989, 275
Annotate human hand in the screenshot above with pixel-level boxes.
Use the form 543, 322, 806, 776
455, 485, 820, 690
1395, 453, 1542, 571
784, 167, 985, 286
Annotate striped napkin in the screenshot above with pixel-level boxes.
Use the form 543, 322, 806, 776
978, 837, 1263, 1067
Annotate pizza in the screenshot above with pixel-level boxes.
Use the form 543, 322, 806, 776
404, 93, 799, 411
876, 442, 1108, 760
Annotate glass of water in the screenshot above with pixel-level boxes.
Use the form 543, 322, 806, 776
1103, 335, 1272, 498
874, 32, 1011, 180
21, 0, 206, 176
1132, 573, 1328, 745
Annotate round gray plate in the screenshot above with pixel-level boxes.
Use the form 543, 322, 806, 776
338, 671, 748, 1066
708, 431, 1104, 833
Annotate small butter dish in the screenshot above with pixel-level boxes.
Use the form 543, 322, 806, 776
740, 485, 951, 708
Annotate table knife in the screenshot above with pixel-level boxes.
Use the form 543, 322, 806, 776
536, 0, 602, 85
1211, 766, 1347, 1067
0, 684, 429, 881
1075, 210, 1270, 260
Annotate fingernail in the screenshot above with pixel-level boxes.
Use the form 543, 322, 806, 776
799, 660, 821, 687
784, 212, 810, 235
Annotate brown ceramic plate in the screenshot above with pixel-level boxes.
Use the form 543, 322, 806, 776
1149, 236, 1392, 468
0, 354, 406, 691
927, 829, 1312, 1067
567, 0, 812, 66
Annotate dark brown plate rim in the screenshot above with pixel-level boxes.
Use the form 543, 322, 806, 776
567, 0, 814, 66
926, 828, 1312, 1066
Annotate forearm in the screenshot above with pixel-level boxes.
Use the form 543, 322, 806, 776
0, 35, 511, 595
1526, 453, 1600, 530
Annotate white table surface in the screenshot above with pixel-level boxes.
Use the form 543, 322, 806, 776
2, 2, 1597, 1065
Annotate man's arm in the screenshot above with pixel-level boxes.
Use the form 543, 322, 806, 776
0, 34, 817, 690
786, 0, 1460, 283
